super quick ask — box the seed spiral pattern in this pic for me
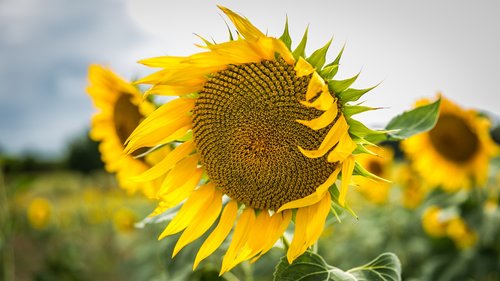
[192,57,340,210]
[429,114,479,163]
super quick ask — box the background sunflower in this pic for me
[402,95,498,192]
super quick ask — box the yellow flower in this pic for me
[422,206,477,249]
[446,217,477,249]
[127,6,382,274]
[113,207,138,233]
[27,197,52,230]
[402,95,498,192]
[354,145,393,204]
[396,164,429,209]
[422,206,448,237]
[87,65,166,197]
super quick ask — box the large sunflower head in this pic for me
[402,95,498,192]
[87,65,165,197]
[126,6,384,274]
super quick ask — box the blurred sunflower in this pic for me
[422,206,477,249]
[396,164,428,209]
[27,197,52,230]
[402,95,498,192]
[127,6,383,273]
[87,65,166,197]
[354,145,393,204]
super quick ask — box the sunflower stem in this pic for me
[281,235,290,251]
[241,261,254,281]
[312,241,318,254]
[222,271,241,281]
[0,168,15,281]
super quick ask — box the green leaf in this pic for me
[292,27,309,60]
[273,251,331,281]
[348,253,402,281]
[347,118,385,139]
[385,98,441,140]
[352,161,390,183]
[223,19,235,41]
[343,105,380,117]
[325,44,345,68]
[338,85,378,103]
[307,38,332,69]
[274,252,402,281]
[329,73,360,94]
[320,64,339,80]
[279,17,292,50]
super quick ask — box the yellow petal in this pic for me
[339,155,355,206]
[271,38,295,65]
[218,6,265,41]
[299,115,348,158]
[305,194,331,249]
[159,183,216,239]
[300,86,334,111]
[133,140,195,182]
[156,167,203,208]
[124,98,195,153]
[138,56,185,68]
[220,208,256,275]
[327,131,357,163]
[230,211,272,267]
[147,84,203,96]
[305,72,325,101]
[277,167,340,212]
[156,125,192,146]
[287,194,330,263]
[208,40,263,65]
[287,205,309,263]
[193,200,239,270]
[158,155,199,194]
[297,100,338,130]
[250,38,275,61]
[294,57,315,77]
[252,210,292,262]
[172,189,223,257]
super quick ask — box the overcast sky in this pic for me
[1,0,499,157]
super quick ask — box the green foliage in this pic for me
[65,131,104,173]
[385,98,441,140]
[329,73,360,94]
[338,86,378,104]
[292,27,309,60]
[273,252,401,281]
[367,98,441,144]
[348,253,401,281]
[307,39,332,69]
[279,17,292,50]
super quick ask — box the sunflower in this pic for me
[396,164,429,209]
[354,145,393,204]
[127,6,383,274]
[402,95,498,192]
[421,206,477,249]
[27,197,52,230]
[87,65,165,197]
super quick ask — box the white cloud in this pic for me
[0,0,157,155]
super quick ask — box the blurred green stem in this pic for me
[241,261,254,281]
[0,168,15,281]
[312,241,318,254]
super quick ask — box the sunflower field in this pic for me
[2,4,500,281]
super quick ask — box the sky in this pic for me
[1,0,499,157]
